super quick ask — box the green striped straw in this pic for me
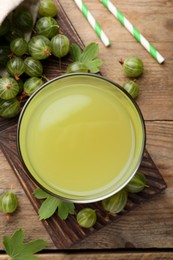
[101,0,165,64]
[74,0,111,47]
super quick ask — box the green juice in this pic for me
[18,74,145,202]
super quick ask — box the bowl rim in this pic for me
[17,72,146,203]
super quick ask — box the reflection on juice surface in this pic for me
[27,84,135,195]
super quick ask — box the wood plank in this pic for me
[1,252,173,260]
[0,149,55,249]
[0,122,167,249]
[0,121,172,249]
[145,121,173,177]
[60,0,173,120]
[1,120,170,248]
[0,0,167,250]
[72,121,173,249]
[0,0,172,252]
[36,252,173,260]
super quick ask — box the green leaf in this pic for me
[22,240,47,255]
[3,229,47,260]
[85,58,103,73]
[38,196,59,220]
[79,42,99,64]
[56,200,75,220]
[33,188,50,199]
[70,43,82,61]
[69,42,102,73]
[33,188,75,220]
[3,229,24,256]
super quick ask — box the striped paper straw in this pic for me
[74,0,111,47]
[101,0,165,64]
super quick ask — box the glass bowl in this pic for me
[17,73,146,203]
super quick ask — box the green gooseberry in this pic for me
[50,34,70,58]
[0,98,21,118]
[28,35,51,60]
[39,0,58,17]
[5,26,24,42]
[121,56,144,78]
[122,80,139,99]
[6,57,25,80]
[23,77,43,96]
[0,77,19,100]
[12,7,33,32]
[0,191,18,213]
[77,208,97,228]
[35,17,59,39]
[102,189,128,213]
[24,57,43,77]
[126,171,148,193]
[10,37,28,56]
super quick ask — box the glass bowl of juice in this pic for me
[17,73,146,203]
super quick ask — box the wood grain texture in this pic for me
[0,0,173,255]
[0,120,167,249]
[0,0,167,250]
[1,252,173,260]
[60,0,173,120]
[0,121,172,250]
[0,148,55,249]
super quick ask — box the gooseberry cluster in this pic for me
[77,171,148,228]
[0,0,72,119]
[120,56,144,99]
[0,1,148,230]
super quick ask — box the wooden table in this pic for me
[0,0,173,259]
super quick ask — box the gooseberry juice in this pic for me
[18,75,145,202]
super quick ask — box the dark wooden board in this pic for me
[0,0,167,249]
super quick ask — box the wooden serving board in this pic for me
[0,0,167,249]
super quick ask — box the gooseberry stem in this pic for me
[6,213,10,221]
[14,75,20,81]
[8,52,15,59]
[42,75,49,82]
[19,91,27,101]
[45,48,51,57]
[119,58,124,65]
[6,83,11,89]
